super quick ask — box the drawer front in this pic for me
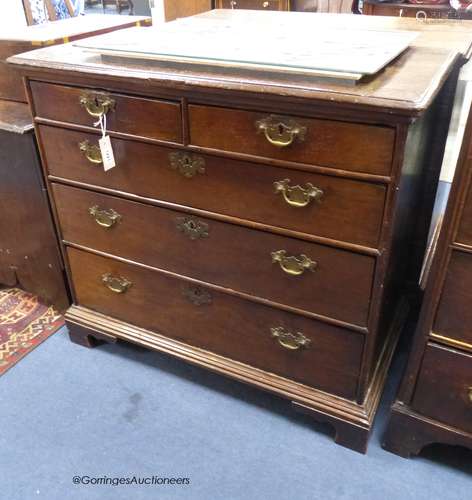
[433,250,472,347]
[67,247,363,399]
[30,81,182,143]
[412,343,472,433]
[54,184,374,326]
[40,125,386,248]
[217,0,288,9]
[456,175,472,248]
[188,104,395,176]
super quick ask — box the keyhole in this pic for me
[278,124,285,136]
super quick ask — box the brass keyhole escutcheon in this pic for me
[182,285,212,306]
[256,115,307,148]
[169,152,205,178]
[176,216,209,240]
[79,92,115,118]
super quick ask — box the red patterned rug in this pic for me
[0,288,64,376]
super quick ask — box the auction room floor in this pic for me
[0,324,470,500]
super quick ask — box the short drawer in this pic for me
[188,104,395,176]
[433,250,472,348]
[30,81,182,143]
[54,184,375,326]
[456,174,472,248]
[67,247,363,400]
[412,343,472,433]
[40,125,386,248]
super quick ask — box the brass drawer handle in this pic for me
[102,273,132,294]
[256,115,307,148]
[271,326,311,350]
[271,250,317,276]
[79,92,115,118]
[468,387,472,404]
[89,205,122,229]
[169,152,205,178]
[274,179,323,208]
[182,285,212,306]
[79,140,102,164]
[176,216,209,240]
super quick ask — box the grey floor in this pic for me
[0,323,471,500]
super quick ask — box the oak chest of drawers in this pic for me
[383,98,472,457]
[9,11,471,453]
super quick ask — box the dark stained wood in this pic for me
[293,401,370,454]
[39,125,387,249]
[411,343,472,434]
[0,102,69,309]
[0,100,33,133]
[189,104,396,175]
[383,75,472,458]
[52,183,375,327]
[31,82,183,143]
[0,41,31,102]
[13,10,472,452]
[67,246,364,400]
[456,170,472,246]
[383,402,472,458]
[433,250,472,346]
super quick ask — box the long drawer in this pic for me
[54,183,374,326]
[31,82,183,143]
[433,250,472,347]
[40,125,386,248]
[411,343,472,433]
[188,104,395,176]
[67,247,364,399]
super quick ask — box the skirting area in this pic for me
[0,326,470,500]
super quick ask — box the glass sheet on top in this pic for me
[74,17,419,80]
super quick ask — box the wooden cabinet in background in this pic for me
[362,1,467,19]
[0,15,151,310]
[0,101,68,309]
[383,98,472,458]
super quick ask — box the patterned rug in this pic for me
[0,288,64,376]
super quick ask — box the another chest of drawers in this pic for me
[383,101,472,458]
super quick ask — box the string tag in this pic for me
[94,114,116,172]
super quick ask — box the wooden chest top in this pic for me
[8,11,471,117]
